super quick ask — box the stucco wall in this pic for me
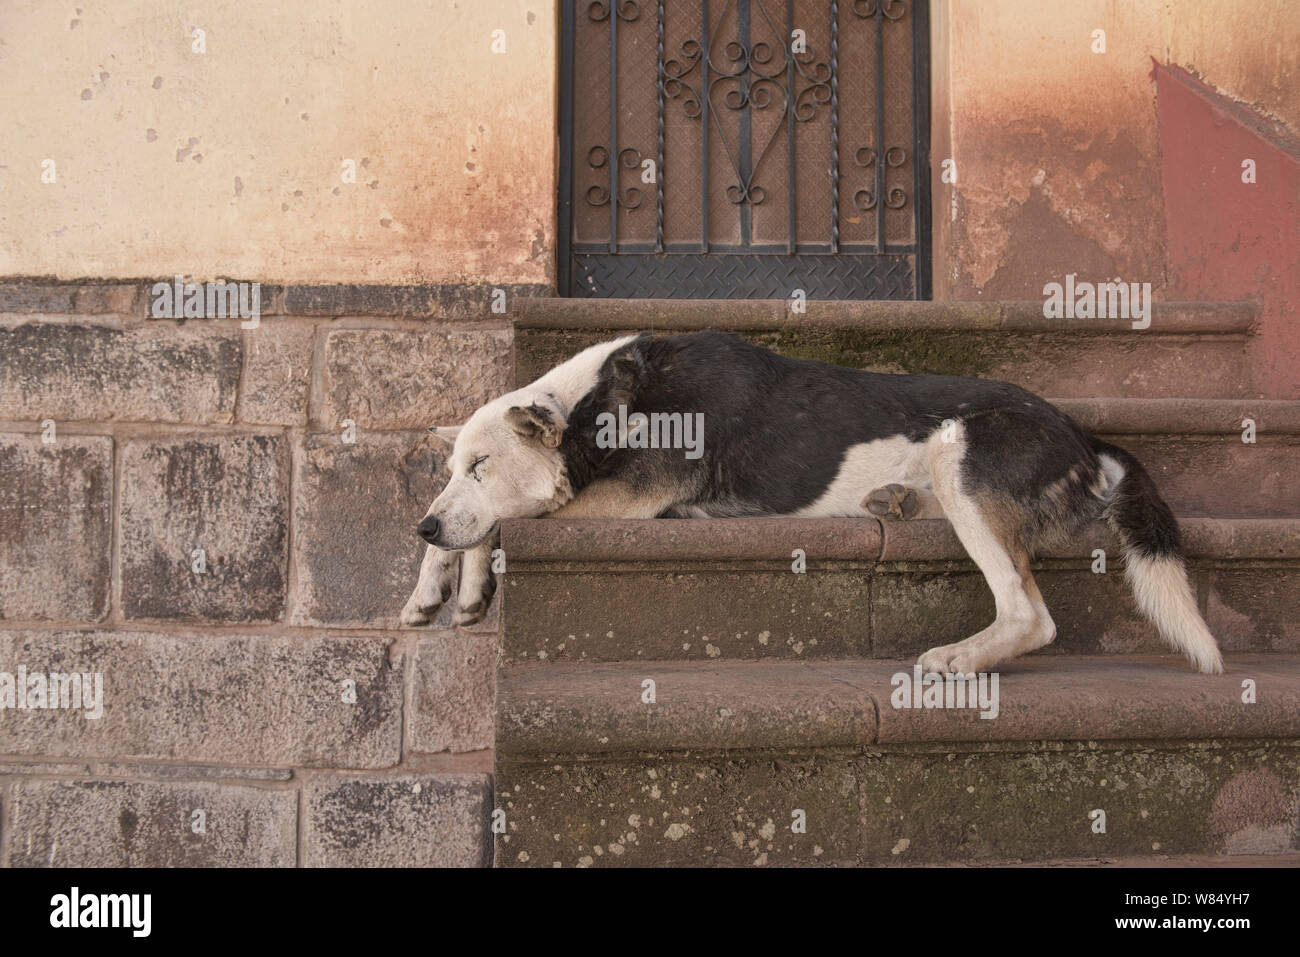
[0,0,557,285]
[933,0,1298,300]
[2,1,1294,298]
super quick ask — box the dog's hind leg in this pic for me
[916,422,1055,674]
[400,544,459,626]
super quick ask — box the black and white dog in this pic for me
[402,330,1223,676]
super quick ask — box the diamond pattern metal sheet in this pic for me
[573,253,914,299]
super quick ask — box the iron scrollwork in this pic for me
[852,145,907,211]
[585,145,645,209]
[587,0,640,22]
[660,0,834,207]
[851,0,906,19]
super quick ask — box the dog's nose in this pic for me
[416,516,441,545]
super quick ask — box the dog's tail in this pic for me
[1092,440,1223,674]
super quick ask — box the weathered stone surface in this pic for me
[0,630,403,768]
[501,517,880,561]
[236,323,315,425]
[0,320,241,423]
[0,760,92,776]
[320,327,511,429]
[302,773,491,867]
[500,656,1300,753]
[292,431,492,629]
[513,327,1253,398]
[284,283,549,317]
[868,654,1300,743]
[1099,434,1298,518]
[1200,565,1300,652]
[513,298,1257,333]
[498,660,876,756]
[0,434,111,621]
[514,297,786,330]
[7,779,297,867]
[859,743,1300,864]
[502,567,873,663]
[95,763,294,781]
[0,282,141,314]
[1056,397,1300,434]
[411,632,497,753]
[121,434,287,622]
[497,742,1300,867]
[496,755,861,867]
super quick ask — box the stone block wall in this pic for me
[0,281,517,867]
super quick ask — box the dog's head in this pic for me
[416,392,572,550]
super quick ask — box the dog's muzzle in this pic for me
[416,515,441,545]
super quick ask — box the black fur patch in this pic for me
[1093,439,1184,560]
[555,331,1179,550]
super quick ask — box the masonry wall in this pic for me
[0,284,510,866]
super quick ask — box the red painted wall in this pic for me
[1155,63,1300,398]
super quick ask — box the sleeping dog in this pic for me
[401,330,1223,676]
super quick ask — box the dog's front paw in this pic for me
[400,583,452,628]
[400,597,438,627]
[453,575,496,627]
[452,602,488,627]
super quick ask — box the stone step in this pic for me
[512,299,1261,399]
[1052,398,1299,518]
[493,654,1300,866]
[498,517,1300,663]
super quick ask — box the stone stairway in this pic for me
[494,299,1300,866]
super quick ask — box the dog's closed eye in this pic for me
[470,455,489,480]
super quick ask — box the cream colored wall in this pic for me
[3,1,1293,291]
[1164,0,1300,132]
[0,0,557,284]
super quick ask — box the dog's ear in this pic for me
[505,401,566,448]
[427,425,463,443]
[606,339,650,406]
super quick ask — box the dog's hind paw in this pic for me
[863,483,920,520]
[918,643,988,677]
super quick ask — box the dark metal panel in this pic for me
[562,0,931,300]
[912,0,933,300]
[574,252,914,298]
[557,0,576,297]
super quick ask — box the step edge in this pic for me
[512,298,1259,333]
[499,517,1300,563]
[496,655,1300,755]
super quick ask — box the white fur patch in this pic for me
[791,436,932,517]
[1125,552,1224,674]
